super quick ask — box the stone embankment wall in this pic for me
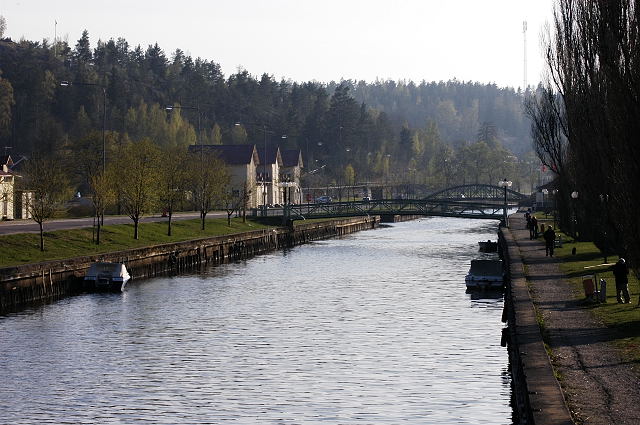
[0,216,378,314]
[379,214,424,223]
[499,225,573,425]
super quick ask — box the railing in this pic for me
[251,198,518,220]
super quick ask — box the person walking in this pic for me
[611,258,630,304]
[530,216,538,240]
[543,225,556,257]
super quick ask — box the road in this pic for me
[0,212,228,235]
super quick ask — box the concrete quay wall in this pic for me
[499,225,573,425]
[0,216,379,314]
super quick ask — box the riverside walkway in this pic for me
[507,213,640,425]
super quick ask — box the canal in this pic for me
[0,217,512,424]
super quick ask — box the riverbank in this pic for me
[0,216,379,314]
[503,213,640,425]
[0,216,268,268]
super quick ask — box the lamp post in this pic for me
[571,191,579,240]
[60,81,107,173]
[542,188,548,215]
[498,178,513,227]
[167,104,204,225]
[384,154,391,198]
[61,80,108,229]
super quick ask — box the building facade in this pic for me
[0,156,16,220]
[188,144,261,209]
[280,149,304,204]
[188,144,303,210]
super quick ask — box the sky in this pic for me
[1,0,555,89]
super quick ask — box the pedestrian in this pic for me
[611,258,630,303]
[543,225,556,257]
[530,216,538,239]
[526,214,532,232]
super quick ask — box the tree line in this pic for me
[24,142,230,251]
[526,0,640,271]
[0,24,538,193]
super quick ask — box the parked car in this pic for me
[316,196,332,203]
[362,196,371,202]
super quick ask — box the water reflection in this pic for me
[0,217,511,424]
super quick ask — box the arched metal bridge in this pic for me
[425,184,528,202]
[255,184,527,221]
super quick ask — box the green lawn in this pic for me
[0,217,270,268]
[550,225,640,363]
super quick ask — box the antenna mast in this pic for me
[523,20,528,91]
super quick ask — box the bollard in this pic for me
[599,279,607,303]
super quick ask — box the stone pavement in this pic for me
[508,213,640,425]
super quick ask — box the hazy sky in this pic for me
[1,0,555,89]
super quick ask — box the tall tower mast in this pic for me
[523,20,528,91]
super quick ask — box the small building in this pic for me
[256,146,283,206]
[187,144,304,209]
[280,149,304,204]
[188,144,261,209]
[0,155,17,220]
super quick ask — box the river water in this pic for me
[0,217,512,424]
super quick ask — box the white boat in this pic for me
[84,262,131,292]
[465,259,504,289]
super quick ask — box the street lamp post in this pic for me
[60,81,107,173]
[498,178,513,227]
[542,188,548,215]
[61,80,108,229]
[600,193,609,263]
[167,104,204,226]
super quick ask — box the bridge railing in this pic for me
[250,198,517,220]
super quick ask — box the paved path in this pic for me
[509,213,640,424]
[0,212,226,235]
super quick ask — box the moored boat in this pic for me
[84,262,131,292]
[465,259,504,289]
[478,240,498,252]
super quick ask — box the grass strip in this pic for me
[0,218,270,268]
[543,222,640,364]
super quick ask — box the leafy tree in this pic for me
[115,139,161,239]
[22,156,70,251]
[0,71,14,135]
[187,149,229,230]
[476,121,499,147]
[0,15,6,39]
[89,170,115,244]
[230,124,248,144]
[158,145,189,236]
[211,123,222,144]
[73,30,92,64]
[344,164,356,200]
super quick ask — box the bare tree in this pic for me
[544,0,640,270]
[523,84,568,177]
